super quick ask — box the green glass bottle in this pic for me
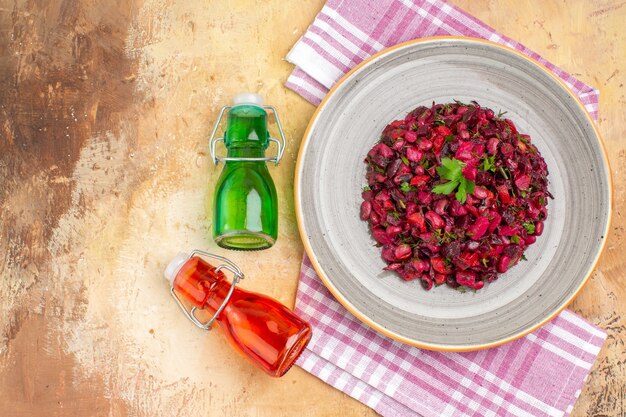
[210,94,285,250]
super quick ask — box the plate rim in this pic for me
[294,36,613,351]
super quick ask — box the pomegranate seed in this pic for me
[535,221,544,236]
[467,216,490,240]
[381,246,396,262]
[410,175,430,187]
[394,245,412,260]
[421,275,434,290]
[462,165,477,181]
[418,139,433,151]
[456,270,476,286]
[401,271,420,281]
[383,263,403,271]
[455,142,473,161]
[434,274,447,285]
[405,130,418,143]
[425,211,445,230]
[514,175,531,190]
[497,255,512,273]
[498,225,518,236]
[406,147,423,162]
[360,201,372,220]
[372,227,393,245]
[407,212,426,232]
[417,191,433,204]
[386,225,403,237]
[487,137,499,155]
[433,126,452,136]
[472,280,485,290]
[431,256,452,274]
[434,199,448,215]
[472,186,489,199]
[449,199,468,216]
[369,211,381,227]
[500,143,514,156]
[488,212,502,233]
[433,135,445,152]
[496,185,511,204]
[412,259,430,273]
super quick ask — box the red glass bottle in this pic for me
[164,251,312,377]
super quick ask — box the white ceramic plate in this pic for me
[295,37,611,351]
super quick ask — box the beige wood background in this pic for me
[0,0,623,416]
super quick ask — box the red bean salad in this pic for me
[361,101,550,291]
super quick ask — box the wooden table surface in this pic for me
[0,0,624,415]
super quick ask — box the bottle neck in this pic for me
[226,146,266,159]
[173,256,232,314]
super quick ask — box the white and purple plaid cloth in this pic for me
[287,1,606,416]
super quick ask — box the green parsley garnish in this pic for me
[445,134,456,143]
[400,182,412,193]
[523,222,535,235]
[362,185,371,191]
[496,110,508,119]
[510,235,521,245]
[432,157,476,204]
[401,155,410,166]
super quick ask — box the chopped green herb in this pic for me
[443,231,457,243]
[362,185,371,191]
[398,199,406,209]
[480,155,496,173]
[523,222,535,234]
[373,165,385,173]
[498,166,509,179]
[401,155,410,166]
[389,211,400,220]
[433,119,445,126]
[521,254,528,261]
[539,196,546,206]
[481,258,488,268]
[510,235,521,245]
[496,110,508,119]
[453,99,467,106]
[445,134,456,143]
[456,286,467,293]
[400,182,412,193]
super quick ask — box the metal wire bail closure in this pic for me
[209,105,286,166]
[169,250,244,331]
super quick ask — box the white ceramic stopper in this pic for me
[233,92,264,107]
[164,252,189,287]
